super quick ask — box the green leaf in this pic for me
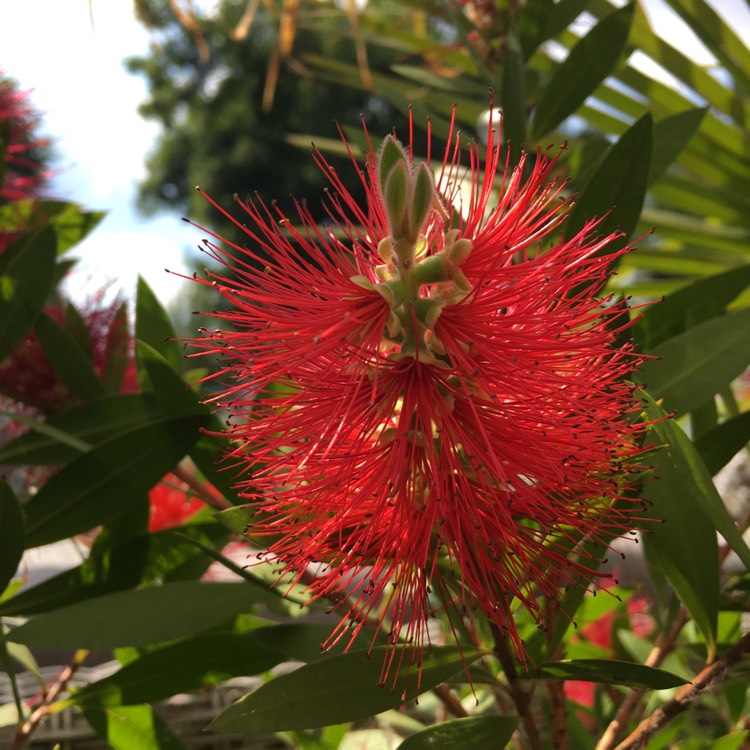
[209,645,470,733]
[35,311,106,400]
[0,481,24,595]
[566,112,652,246]
[637,308,750,415]
[137,341,204,416]
[642,401,750,572]
[529,659,687,689]
[23,414,207,548]
[0,225,57,358]
[73,632,285,707]
[633,265,750,352]
[695,413,750,477]
[135,276,182,376]
[64,301,93,358]
[501,21,526,164]
[253,623,383,663]
[102,301,130,392]
[648,107,707,186]
[532,3,635,138]
[641,395,727,658]
[399,716,519,750]
[7,582,266,649]
[82,704,185,750]
[0,393,163,465]
[45,201,105,255]
[0,524,227,616]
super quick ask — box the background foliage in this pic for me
[1,1,750,749]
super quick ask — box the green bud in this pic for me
[408,163,435,241]
[377,135,409,196]
[383,160,409,237]
[447,238,473,266]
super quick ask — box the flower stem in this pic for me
[10,649,89,750]
[492,624,543,750]
[613,631,750,750]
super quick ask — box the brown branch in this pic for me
[10,650,89,750]
[614,631,750,750]
[595,609,689,750]
[171,464,232,511]
[548,679,569,750]
[493,625,543,750]
[433,683,469,718]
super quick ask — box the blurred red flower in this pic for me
[148,473,206,532]
[0,296,132,415]
[0,71,50,203]
[187,107,649,685]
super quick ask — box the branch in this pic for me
[433,683,469,718]
[10,649,89,750]
[595,609,689,750]
[493,625,543,750]
[614,631,750,750]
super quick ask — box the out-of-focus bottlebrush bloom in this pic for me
[186,107,649,685]
[0,297,132,415]
[148,473,207,532]
[0,71,50,203]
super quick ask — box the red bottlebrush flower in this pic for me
[0,295,131,415]
[148,473,206,532]
[0,72,50,203]
[186,106,649,686]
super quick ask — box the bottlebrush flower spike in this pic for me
[0,71,49,202]
[186,106,650,688]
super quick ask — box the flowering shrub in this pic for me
[2,3,750,747]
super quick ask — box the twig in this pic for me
[10,649,89,750]
[614,631,750,750]
[433,683,469,718]
[548,679,568,750]
[595,609,689,750]
[493,625,543,750]
[172,464,232,510]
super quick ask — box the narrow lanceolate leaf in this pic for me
[0,482,24,595]
[399,716,519,750]
[102,301,130,392]
[641,394,742,659]
[530,659,687,689]
[565,112,652,249]
[0,524,228,617]
[137,341,205,416]
[648,107,707,186]
[633,265,750,352]
[72,633,285,706]
[7,582,266,649]
[637,308,750,415]
[646,397,750,571]
[209,646,469,733]
[23,414,207,548]
[82,704,186,750]
[695,413,750,477]
[252,623,383,664]
[135,276,183,376]
[35,311,106,399]
[532,3,635,138]
[0,393,163,465]
[0,225,57,358]
[501,20,526,164]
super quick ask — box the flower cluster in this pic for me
[0,296,133,416]
[0,71,49,204]
[188,108,648,683]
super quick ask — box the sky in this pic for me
[0,0,188,308]
[1,0,749,313]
